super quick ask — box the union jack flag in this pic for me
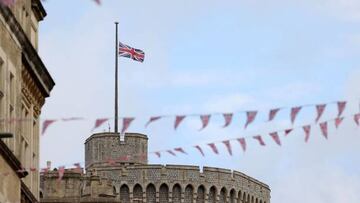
[118,42,145,62]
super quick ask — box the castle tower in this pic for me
[85,132,148,172]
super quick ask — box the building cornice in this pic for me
[0,5,55,97]
[21,181,39,203]
[31,0,47,21]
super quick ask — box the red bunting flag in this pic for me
[92,118,108,131]
[167,150,176,156]
[208,143,219,154]
[174,115,186,130]
[354,113,360,126]
[174,147,187,155]
[237,138,246,152]
[315,104,326,123]
[284,128,293,136]
[93,0,101,5]
[57,166,65,182]
[268,108,280,121]
[253,135,265,146]
[194,145,205,156]
[145,116,161,127]
[41,119,57,135]
[319,122,328,139]
[199,115,211,130]
[155,152,161,158]
[269,132,281,146]
[303,125,311,143]
[222,113,233,128]
[290,106,302,124]
[222,140,232,156]
[121,117,134,134]
[335,117,344,129]
[337,101,346,117]
[245,111,257,129]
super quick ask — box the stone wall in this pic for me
[85,133,148,170]
[40,165,270,203]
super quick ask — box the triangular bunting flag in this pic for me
[61,117,84,122]
[174,115,186,130]
[199,115,211,130]
[92,118,108,131]
[354,113,360,126]
[245,111,257,129]
[290,106,302,124]
[41,119,57,135]
[269,132,281,146]
[303,125,311,143]
[337,101,346,117]
[167,150,176,156]
[145,116,161,127]
[335,117,344,129]
[253,135,265,146]
[194,145,205,157]
[121,117,135,134]
[222,113,233,128]
[315,104,326,123]
[155,152,161,158]
[208,143,219,154]
[268,108,280,121]
[319,122,328,139]
[284,129,293,136]
[222,140,232,156]
[174,147,187,155]
[237,138,246,152]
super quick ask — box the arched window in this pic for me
[133,184,143,203]
[208,186,217,203]
[237,190,242,203]
[251,196,254,203]
[247,194,250,203]
[220,187,227,203]
[196,185,205,203]
[160,184,169,203]
[229,189,236,203]
[120,185,130,203]
[184,185,194,203]
[255,198,258,203]
[172,184,182,203]
[146,184,156,203]
[242,193,246,203]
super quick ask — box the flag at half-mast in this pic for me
[118,42,145,62]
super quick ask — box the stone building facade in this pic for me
[0,0,55,202]
[40,133,271,203]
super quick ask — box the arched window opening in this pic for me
[172,184,182,203]
[208,186,217,203]
[230,189,236,203]
[219,187,227,203]
[120,185,130,203]
[160,184,169,203]
[196,185,205,203]
[133,184,143,203]
[185,185,194,203]
[146,184,156,203]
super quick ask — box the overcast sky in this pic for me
[38,0,360,202]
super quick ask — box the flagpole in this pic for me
[114,22,119,133]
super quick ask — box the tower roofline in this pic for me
[84,132,148,144]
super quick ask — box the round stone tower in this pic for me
[85,132,148,172]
